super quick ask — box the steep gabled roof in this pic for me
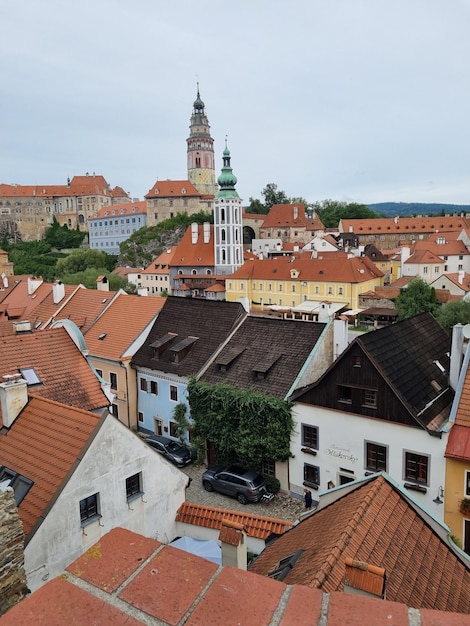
[201,316,327,398]
[293,313,453,431]
[0,327,108,426]
[42,286,118,331]
[131,297,246,376]
[84,294,165,359]
[404,249,445,265]
[261,204,324,230]
[142,247,176,275]
[249,474,470,613]
[171,224,215,267]
[89,200,147,220]
[0,395,103,536]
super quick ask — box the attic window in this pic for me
[170,336,198,363]
[253,354,281,379]
[154,188,159,194]
[215,347,245,371]
[181,188,186,194]
[268,550,304,581]
[151,332,177,357]
[19,367,41,386]
[0,466,33,505]
[98,333,107,340]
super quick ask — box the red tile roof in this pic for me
[0,395,103,536]
[249,475,470,613]
[404,249,445,265]
[0,327,108,426]
[340,216,470,234]
[451,354,470,428]
[445,425,470,461]
[84,293,165,359]
[171,224,215,267]
[89,200,147,220]
[176,501,293,539]
[230,256,383,283]
[0,175,115,199]
[261,203,324,230]
[4,527,470,625]
[42,286,117,331]
[145,179,201,198]
[141,247,176,275]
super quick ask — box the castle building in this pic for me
[186,85,218,197]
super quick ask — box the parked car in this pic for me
[145,435,191,467]
[202,464,267,504]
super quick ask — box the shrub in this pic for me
[263,474,280,494]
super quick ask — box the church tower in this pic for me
[214,142,244,275]
[187,85,217,197]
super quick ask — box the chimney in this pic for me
[219,519,247,570]
[293,205,298,220]
[450,323,465,391]
[191,223,198,244]
[0,375,28,429]
[459,270,464,285]
[203,222,210,244]
[12,321,31,334]
[27,276,42,295]
[334,317,349,359]
[52,280,65,304]
[96,275,109,292]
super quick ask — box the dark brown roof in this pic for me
[293,313,453,431]
[131,297,246,376]
[249,474,470,614]
[201,316,327,398]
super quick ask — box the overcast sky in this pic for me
[2,0,470,206]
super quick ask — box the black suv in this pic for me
[145,435,191,467]
[202,464,267,504]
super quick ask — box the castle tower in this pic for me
[187,85,217,196]
[214,142,244,275]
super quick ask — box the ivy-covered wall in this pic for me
[188,378,293,469]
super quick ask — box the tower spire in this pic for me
[186,85,217,197]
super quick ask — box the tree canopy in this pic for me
[393,277,439,321]
[312,199,382,228]
[435,299,470,333]
[44,217,86,249]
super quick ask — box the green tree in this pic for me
[261,183,289,210]
[393,277,439,321]
[56,249,109,276]
[245,197,268,214]
[313,199,382,228]
[435,299,470,332]
[59,267,131,291]
[44,217,86,249]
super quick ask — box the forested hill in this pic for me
[367,202,470,217]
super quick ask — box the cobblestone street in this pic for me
[182,464,306,523]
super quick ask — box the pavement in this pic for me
[182,463,306,523]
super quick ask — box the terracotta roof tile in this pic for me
[445,425,470,460]
[145,179,201,198]
[340,216,470,234]
[0,395,102,536]
[452,352,470,428]
[249,475,470,613]
[43,286,118,331]
[89,200,147,220]
[0,327,107,426]
[176,501,293,539]
[171,224,215,267]
[142,247,176,275]
[230,256,383,283]
[6,526,470,625]
[84,293,165,359]
[261,203,324,230]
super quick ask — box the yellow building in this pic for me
[226,255,384,312]
[445,348,470,553]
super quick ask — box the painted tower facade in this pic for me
[214,144,244,275]
[187,86,217,197]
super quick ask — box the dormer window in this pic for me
[170,336,198,363]
[181,188,186,194]
[290,269,300,279]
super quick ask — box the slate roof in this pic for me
[131,297,246,376]
[249,474,470,614]
[230,256,383,283]
[176,501,293,539]
[0,327,108,426]
[0,395,103,536]
[201,316,327,398]
[84,293,165,360]
[5,526,470,625]
[293,313,453,432]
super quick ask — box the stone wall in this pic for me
[0,488,28,616]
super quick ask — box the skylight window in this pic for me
[19,367,41,386]
[0,466,33,505]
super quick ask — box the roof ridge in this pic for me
[312,477,384,588]
[177,500,292,527]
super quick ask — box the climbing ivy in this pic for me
[187,378,294,469]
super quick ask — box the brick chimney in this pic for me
[219,519,247,570]
[0,375,28,428]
